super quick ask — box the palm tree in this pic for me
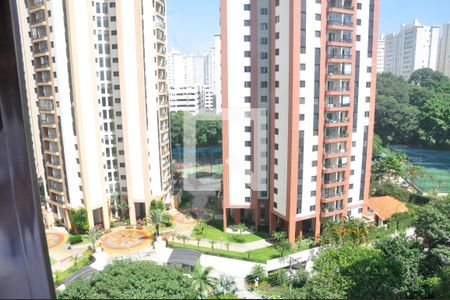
[88,227,103,251]
[191,262,217,299]
[148,209,163,236]
[275,239,292,257]
[215,274,237,295]
[111,191,121,218]
[116,199,129,220]
[272,231,287,242]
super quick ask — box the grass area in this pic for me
[192,220,270,243]
[53,251,92,286]
[50,257,57,265]
[178,164,223,177]
[168,241,280,263]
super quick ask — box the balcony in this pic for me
[328,0,353,10]
[39,100,54,111]
[156,15,166,29]
[30,11,46,26]
[327,53,352,59]
[31,29,47,41]
[327,19,353,27]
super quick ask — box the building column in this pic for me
[255,204,260,232]
[296,221,303,239]
[223,207,228,231]
[288,219,296,246]
[269,212,276,235]
[129,202,137,225]
[314,217,321,242]
[64,209,73,230]
[234,208,241,224]
[102,206,110,230]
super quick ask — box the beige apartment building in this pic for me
[221,0,379,244]
[18,0,171,230]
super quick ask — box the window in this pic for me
[275,97,279,103]
[261,52,268,59]
[312,145,318,151]
[244,20,251,26]
[275,32,280,39]
[275,81,279,87]
[244,4,251,10]
[275,16,280,23]
[261,67,268,73]
[244,66,251,72]
[275,128,279,135]
[312,160,317,167]
[274,188,278,194]
[110,16,116,22]
[275,65,279,71]
[261,8,268,15]
[245,155,251,161]
[310,205,316,211]
[365,97,371,103]
[311,191,316,196]
[244,96,251,103]
[350,184,354,189]
[244,81,251,88]
[245,141,251,147]
[275,49,279,55]
[275,158,278,165]
[350,170,355,175]
[300,81,305,87]
[356,35,361,41]
[300,63,306,70]
[300,97,305,104]
[245,197,251,203]
[261,96,268,102]
[260,37,268,44]
[274,202,278,208]
[261,81,268,88]
[245,126,251,132]
[367,66,372,73]
[244,51,251,57]
[357,19,361,25]
[244,35,251,42]
[274,173,278,180]
[366,82,371,88]
[348,197,353,203]
[299,114,305,121]
[365,111,370,117]
[358,208,363,214]
[275,0,280,6]
[260,23,268,30]
[315,14,321,20]
[312,176,317,182]
[275,143,279,150]
[348,210,352,217]
[357,3,362,9]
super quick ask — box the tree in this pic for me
[274,239,292,257]
[148,209,163,236]
[371,152,407,182]
[215,275,237,295]
[370,181,411,202]
[245,264,267,283]
[419,94,450,147]
[150,200,165,211]
[272,231,287,242]
[321,218,369,246]
[291,268,309,288]
[409,68,450,94]
[268,269,288,286]
[435,266,450,299]
[87,227,103,252]
[377,72,410,102]
[231,223,248,235]
[57,260,196,299]
[191,262,218,299]
[179,235,189,245]
[116,199,129,220]
[68,208,89,234]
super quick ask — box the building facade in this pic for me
[221,0,379,243]
[18,0,171,230]
[437,23,450,78]
[377,37,385,73]
[382,19,439,79]
[168,86,201,114]
[210,33,222,114]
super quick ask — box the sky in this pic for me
[167,0,450,54]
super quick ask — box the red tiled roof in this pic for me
[368,196,408,221]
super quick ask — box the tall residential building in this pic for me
[377,37,385,73]
[169,86,201,114]
[437,23,450,78]
[18,0,171,230]
[383,19,440,79]
[210,34,222,114]
[221,0,379,243]
[167,50,210,87]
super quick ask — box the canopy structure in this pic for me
[167,248,201,268]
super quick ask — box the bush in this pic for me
[389,210,417,231]
[194,222,206,235]
[245,264,267,283]
[150,200,165,211]
[69,235,83,245]
[179,191,194,209]
[161,213,174,227]
[371,182,410,202]
[230,234,245,243]
[291,268,309,288]
[68,208,89,234]
[268,269,288,286]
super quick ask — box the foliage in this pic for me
[215,275,237,295]
[68,234,82,245]
[230,223,248,235]
[194,221,206,235]
[150,200,165,211]
[192,262,218,299]
[370,181,410,202]
[271,231,287,242]
[435,266,450,299]
[54,252,92,287]
[148,209,163,236]
[274,239,292,257]
[57,260,195,299]
[68,208,88,234]
[414,196,450,249]
[87,227,103,251]
[180,191,194,209]
[291,268,309,288]
[191,220,266,243]
[268,269,288,286]
[170,111,222,149]
[376,70,450,149]
[161,213,173,227]
[371,152,407,182]
[321,218,369,246]
[245,264,267,283]
[388,210,417,231]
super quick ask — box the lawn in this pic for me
[53,252,92,286]
[168,241,280,263]
[192,220,271,243]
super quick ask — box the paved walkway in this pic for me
[101,229,153,253]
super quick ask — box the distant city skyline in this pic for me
[167,0,450,54]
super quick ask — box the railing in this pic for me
[327,53,352,59]
[323,164,347,170]
[34,46,49,54]
[325,117,350,123]
[324,178,345,184]
[325,148,347,155]
[328,0,353,10]
[325,133,349,139]
[326,86,350,91]
[322,192,344,199]
[327,20,353,26]
[327,70,351,75]
[328,37,353,43]
[326,102,351,107]
[32,32,47,40]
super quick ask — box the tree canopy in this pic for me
[376,69,450,149]
[57,260,196,299]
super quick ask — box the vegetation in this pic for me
[57,260,196,299]
[215,275,237,296]
[150,199,165,211]
[87,227,103,251]
[170,111,222,149]
[54,252,92,287]
[68,234,82,245]
[252,196,450,299]
[321,218,369,246]
[191,220,267,244]
[192,262,218,298]
[376,70,450,149]
[168,241,280,263]
[245,264,267,282]
[68,208,88,234]
[179,191,194,209]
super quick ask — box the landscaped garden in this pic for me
[192,220,270,243]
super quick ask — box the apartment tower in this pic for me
[221,0,379,243]
[437,24,450,78]
[18,0,171,230]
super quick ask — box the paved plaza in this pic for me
[101,229,153,253]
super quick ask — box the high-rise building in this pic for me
[220,0,379,243]
[437,23,450,78]
[168,86,201,114]
[382,19,440,79]
[167,50,210,87]
[18,0,172,230]
[210,34,222,114]
[377,37,385,73]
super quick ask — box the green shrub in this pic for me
[161,213,174,227]
[150,200,165,211]
[245,264,267,283]
[291,268,309,288]
[230,234,245,243]
[68,208,88,233]
[68,235,82,245]
[268,269,288,286]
